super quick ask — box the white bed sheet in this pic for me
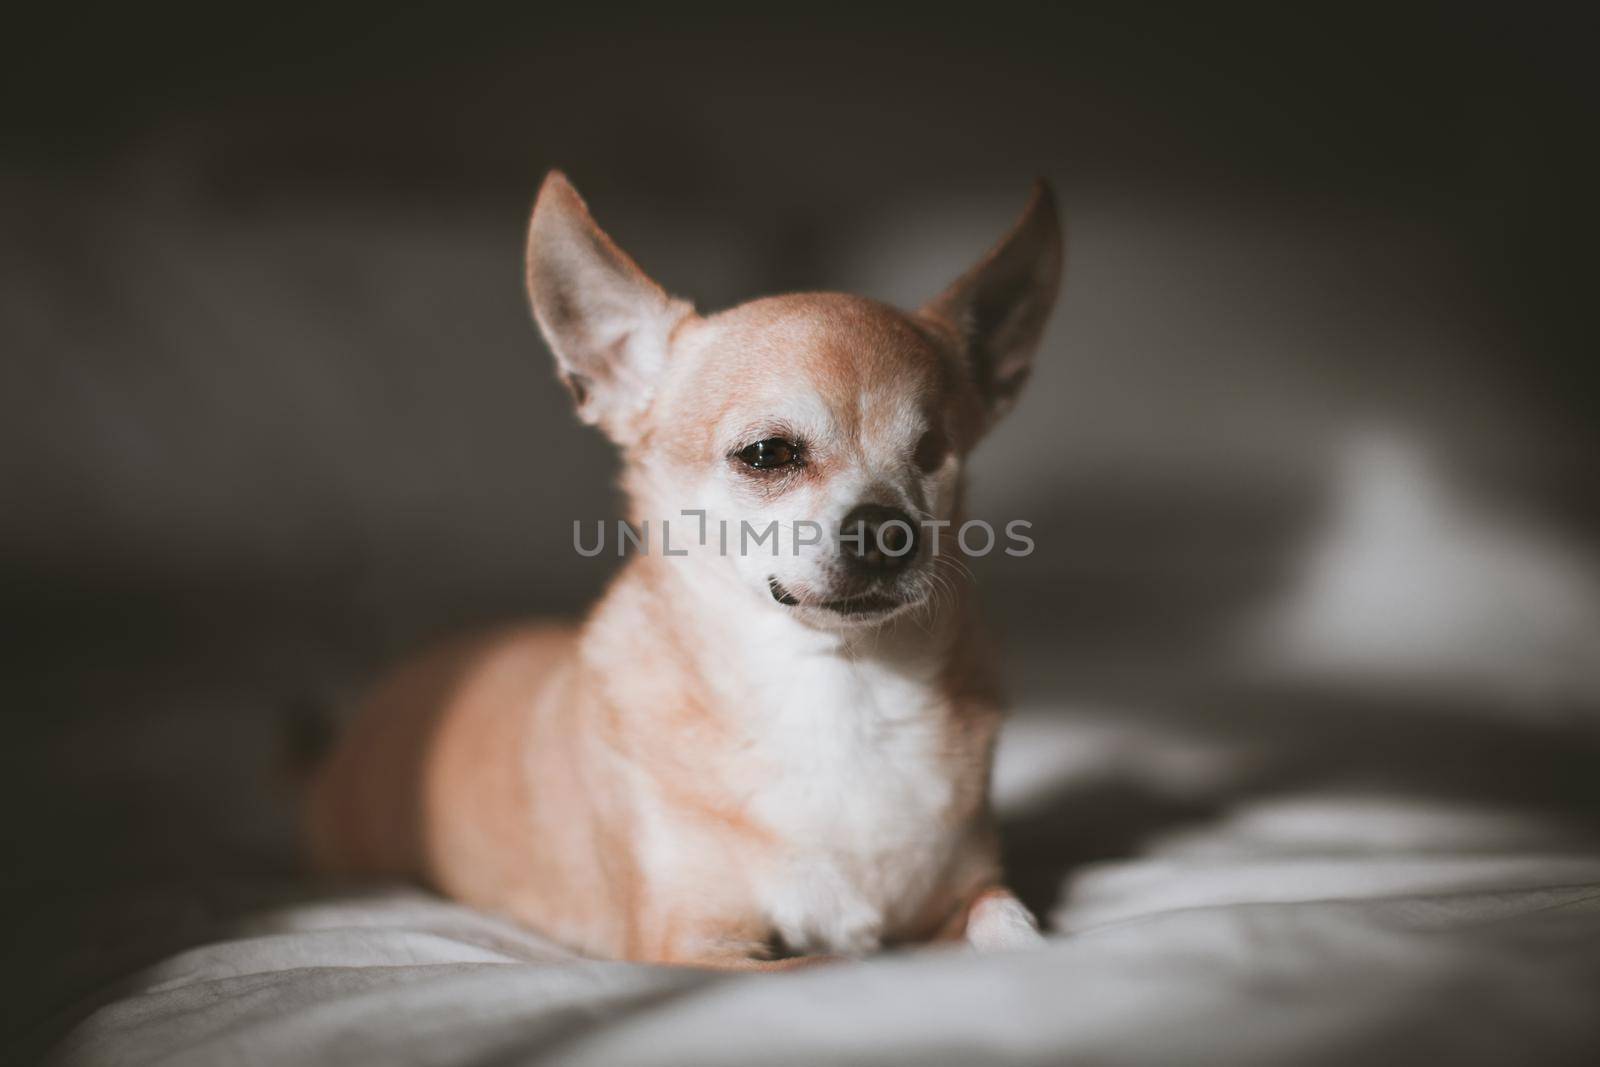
[48,714,1600,1066]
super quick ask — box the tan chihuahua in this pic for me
[306,172,1063,969]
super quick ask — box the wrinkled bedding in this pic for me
[43,711,1600,1066]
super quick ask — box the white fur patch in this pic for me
[736,617,958,955]
[965,892,1043,951]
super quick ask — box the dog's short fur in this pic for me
[305,172,1063,968]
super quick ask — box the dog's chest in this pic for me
[734,653,962,953]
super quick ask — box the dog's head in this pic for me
[526,172,1061,628]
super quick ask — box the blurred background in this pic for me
[3,0,1598,1052]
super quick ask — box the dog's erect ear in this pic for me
[526,171,694,444]
[922,181,1063,427]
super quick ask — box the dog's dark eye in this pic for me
[914,428,949,472]
[738,438,800,470]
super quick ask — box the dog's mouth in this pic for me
[767,577,910,618]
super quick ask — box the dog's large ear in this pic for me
[525,171,695,444]
[922,181,1063,427]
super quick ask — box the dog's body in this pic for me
[306,174,1062,967]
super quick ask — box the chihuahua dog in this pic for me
[305,172,1062,968]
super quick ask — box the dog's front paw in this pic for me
[964,888,1044,951]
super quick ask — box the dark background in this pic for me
[3,1,1597,1053]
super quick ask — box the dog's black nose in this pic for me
[839,504,919,574]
